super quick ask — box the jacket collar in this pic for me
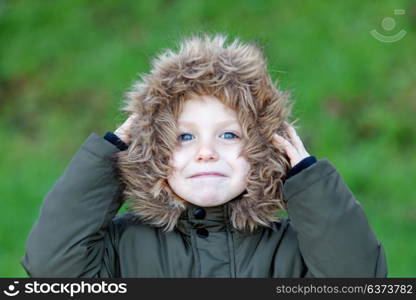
[176,201,235,236]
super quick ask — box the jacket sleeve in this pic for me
[21,133,125,277]
[282,159,388,277]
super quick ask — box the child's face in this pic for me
[167,95,250,207]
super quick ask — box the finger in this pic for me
[273,134,294,152]
[283,123,311,159]
[127,114,138,123]
[124,114,139,129]
[284,122,304,148]
[273,134,299,163]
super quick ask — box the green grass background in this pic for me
[1,0,415,277]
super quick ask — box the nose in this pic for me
[195,142,219,162]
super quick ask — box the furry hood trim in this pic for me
[114,33,294,233]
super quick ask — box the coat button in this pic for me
[193,208,206,219]
[196,228,209,238]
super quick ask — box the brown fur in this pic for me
[114,33,295,232]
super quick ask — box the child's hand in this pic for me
[114,114,139,146]
[272,122,311,168]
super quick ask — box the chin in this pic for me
[188,197,229,207]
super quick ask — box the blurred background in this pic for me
[1,0,415,277]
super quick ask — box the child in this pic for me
[21,34,387,277]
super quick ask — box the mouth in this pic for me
[190,172,226,178]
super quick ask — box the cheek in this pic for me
[168,150,187,175]
[233,157,251,178]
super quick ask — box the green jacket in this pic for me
[21,133,387,277]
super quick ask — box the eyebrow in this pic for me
[178,120,239,127]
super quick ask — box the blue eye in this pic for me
[221,132,239,139]
[179,133,193,141]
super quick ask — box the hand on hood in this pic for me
[272,121,310,168]
[114,114,140,146]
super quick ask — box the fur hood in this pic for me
[114,33,294,233]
